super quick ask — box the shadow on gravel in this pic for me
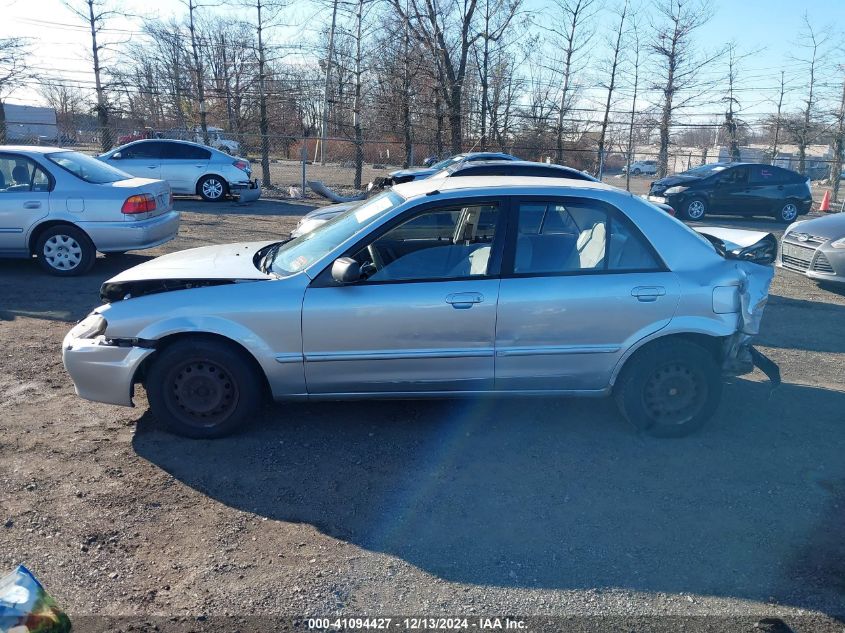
[759,294,845,354]
[0,254,152,322]
[133,378,845,615]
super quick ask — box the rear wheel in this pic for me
[35,225,95,276]
[614,340,722,438]
[145,338,263,438]
[774,201,799,223]
[198,175,228,202]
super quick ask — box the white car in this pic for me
[99,139,260,203]
[624,160,658,176]
[0,146,178,275]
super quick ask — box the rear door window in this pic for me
[751,165,786,184]
[163,143,211,160]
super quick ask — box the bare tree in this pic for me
[548,0,597,163]
[184,0,210,144]
[597,0,629,178]
[474,0,520,150]
[792,14,830,175]
[0,37,30,143]
[38,83,86,142]
[649,0,723,178]
[831,69,845,202]
[770,70,786,163]
[390,0,484,153]
[66,0,117,151]
[721,42,743,162]
[624,19,641,192]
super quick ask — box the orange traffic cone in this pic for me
[820,190,831,212]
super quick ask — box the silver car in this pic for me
[63,177,777,439]
[778,212,845,284]
[0,146,178,276]
[99,139,260,203]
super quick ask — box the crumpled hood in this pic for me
[651,174,702,189]
[100,241,276,302]
[785,213,845,240]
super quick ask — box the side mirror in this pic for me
[331,257,361,284]
[111,152,122,160]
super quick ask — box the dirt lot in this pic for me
[1,196,844,631]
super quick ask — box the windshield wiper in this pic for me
[259,240,288,273]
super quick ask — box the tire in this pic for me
[632,168,641,175]
[774,200,799,223]
[614,340,722,438]
[145,338,263,439]
[198,175,228,202]
[680,197,707,221]
[35,225,95,276]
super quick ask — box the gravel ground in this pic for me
[0,196,843,632]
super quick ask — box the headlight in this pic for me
[69,314,107,339]
[831,237,845,248]
[664,186,688,195]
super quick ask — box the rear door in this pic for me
[0,153,51,254]
[110,142,164,180]
[494,197,679,391]
[161,142,211,194]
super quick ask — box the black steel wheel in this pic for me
[146,338,263,438]
[614,340,722,438]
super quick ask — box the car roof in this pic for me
[0,145,68,154]
[392,175,615,200]
[127,138,211,149]
[447,160,598,180]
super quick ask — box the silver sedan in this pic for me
[63,177,778,438]
[0,146,178,275]
[778,212,845,284]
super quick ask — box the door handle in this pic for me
[631,286,666,302]
[777,185,784,190]
[147,165,158,169]
[195,164,205,168]
[23,201,41,209]
[446,292,484,309]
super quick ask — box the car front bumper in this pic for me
[778,239,845,284]
[62,331,154,406]
[231,178,261,203]
[81,211,180,253]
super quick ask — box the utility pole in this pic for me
[86,0,112,152]
[771,70,785,164]
[188,0,209,144]
[320,0,339,165]
[625,24,639,193]
[256,0,271,186]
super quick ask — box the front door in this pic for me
[710,165,758,214]
[302,199,505,394]
[110,141,164,180]
[0,154,51,253]
[494,197,680,391]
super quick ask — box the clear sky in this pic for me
[2,0,843,124]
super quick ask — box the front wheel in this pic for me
[198,175,228,202]
[35,225,95,276]
[631,168,641,175]
[145,338,264,438]
[614,340,722,438]
[774,201,799,223]
[680,197,707,221]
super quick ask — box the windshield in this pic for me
[682,164,728,177]
[271,190,405,276]
[47,151,130,184]
[430,156,462,170]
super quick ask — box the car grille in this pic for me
[785,232,828,247]
[813,252,835,274]
[781,241,835,274]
